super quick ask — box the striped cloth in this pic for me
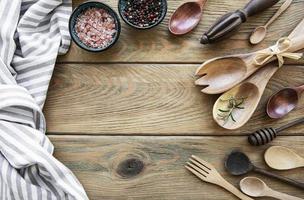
[0,0,88,199]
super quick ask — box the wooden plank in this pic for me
[44,63,304,135]
[50,135,304,200]
[57,0,304,63]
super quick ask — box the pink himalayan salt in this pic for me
[75,7,117,48]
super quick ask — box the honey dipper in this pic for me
[248,117,304,146]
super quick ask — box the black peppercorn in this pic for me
[123,0,163,28]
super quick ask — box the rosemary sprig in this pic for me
[217,97,246,123]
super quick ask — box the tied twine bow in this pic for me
[254,37,303,68]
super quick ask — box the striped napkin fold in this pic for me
[0,0,88,199]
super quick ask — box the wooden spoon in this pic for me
[195,17,304,94]
[240,177,303,200]
[169,0,207,35]
[212,18,304,129]
[225,151,304,189]
[265,146,304,170]
[250,0,293,45]
[267,84,304,119]
[213,64,278,130]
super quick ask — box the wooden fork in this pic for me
[185,155,254,200]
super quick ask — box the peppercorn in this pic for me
[122,0,163,28]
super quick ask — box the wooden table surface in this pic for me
[46,0,304,199]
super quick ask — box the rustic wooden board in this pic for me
[48,1,304,199]
[57,0,304,63]
[44,63,304,135]
[50,135,304,200]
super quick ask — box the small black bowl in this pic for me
[118,0,167,30]
[69,1,121,52]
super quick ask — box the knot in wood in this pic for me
[116,158,144,178]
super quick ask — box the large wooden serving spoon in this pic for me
[265,146,304,170]
[212,17,304,129]
[169,0,208,35]
[213,64,278,130]
[240,177,303,200]
[195,18,304,94]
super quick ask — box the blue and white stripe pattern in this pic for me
[0,0,88,199]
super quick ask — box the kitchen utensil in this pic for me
[185,155,253,200]
[69,1,121,52]
[265,146,304,170]
[240,177,303,200]
[267,84,304,119]
[248,117,304,146]
[213,63,278,130]
[169,0,207,35]
[225,151,304,189]
[118,0,167,30]
[208,17,304,129]
[250,0,293,45]
[200,0,280,44]
[195,18,304,94]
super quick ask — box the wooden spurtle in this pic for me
[195,18,304,94]
[240,177,304,200]
[265,146,304,170]
[169,0,208,35]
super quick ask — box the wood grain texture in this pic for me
[44,63,304,135]
[50,135,304,200]
[57,0,304,63]
[46,1,304,199]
